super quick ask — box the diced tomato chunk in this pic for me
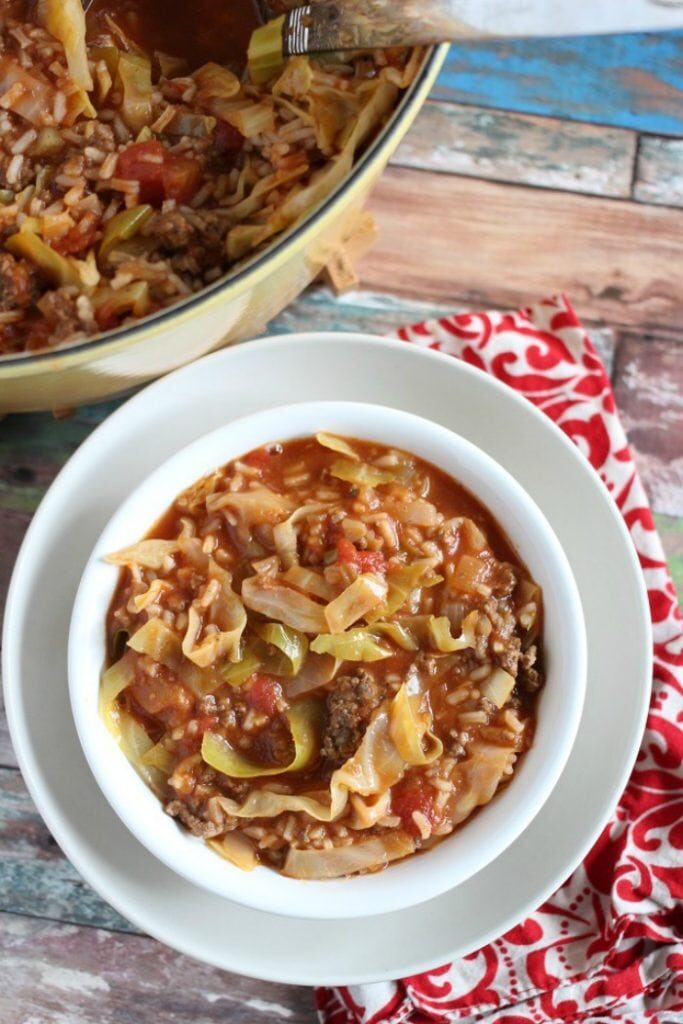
[247,674,282,718]
[116,140,166,205]
[214,119,244,154]
[335,538,358,565]
[336,537,387,576]
[391,777,438,839]
[161,155,203,204]
[116,141,203,206]
[357,550,388,575]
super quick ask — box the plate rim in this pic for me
[2,331,652,986]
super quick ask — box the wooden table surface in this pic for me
[2,34,683,1024]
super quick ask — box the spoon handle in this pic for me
[281,0,683,53]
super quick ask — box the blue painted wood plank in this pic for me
[433,32,683,136]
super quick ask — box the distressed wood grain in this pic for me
[0,911,316,1024]
[272,285,618,378]
[0,690,16,770]
[656,515,683,605]
[612,332,683,518]
[361,167,683,332]
[0,508,31,622]
[392,101,637,198]
[0,768,133,933]
[634,136,683,207]
[434,32,683,135]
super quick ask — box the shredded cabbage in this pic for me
[330,459,397,488]
[449,742,515,826]
[284,652,340,698]
[247,15,286,85]
[181,566,246,668]
[206,487,292,522]
[222,647,261,687]
[117,53,153,133]
[105,539,177,571]
[201,698,322,778]
[208,831,257,871]
[99,204,153,263]
[140,740,174,774]
[324,573,388,633]
[370,621,419,652]
[127,618,221,695]
[131,578,171,612]
[91,281,151,323]
[311,629,393,663]
[280,565,335,602]
[193,62,241,114]
[366,559,442,622]
[389,683,443,766]
[390,498,440,527]
[6,231,81,288]
[481,667,516,709]
[38,0,92,90]
[241,575,328,634]
[451,554,490,593]
[223,101,275,138]
[254,622,308,676]
[283,832,414,879]
[118,712,166,793]
[428,612,478,653]
[315,432,360,461]
[0,57,57,128]
[99,650,135,736]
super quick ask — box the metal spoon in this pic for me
[254,0,683,58]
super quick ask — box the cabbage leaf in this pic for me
[324,573,387,633]
[283,832,414,879]
[201,698,322,778]
[241,575,328,634]
[311,629,393,663]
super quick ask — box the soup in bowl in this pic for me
[69,401,586,918]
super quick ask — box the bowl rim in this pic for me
[0,45,448,378]
[68,398,587,920]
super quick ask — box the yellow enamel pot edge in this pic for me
[0,45,448,386]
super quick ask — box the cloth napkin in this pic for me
[314,295,683,1024]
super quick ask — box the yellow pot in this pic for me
[0,46,447,414]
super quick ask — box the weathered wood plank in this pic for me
[434,32,683,135]
[360,167,683,333]
[634,136,683,207]
[612,332,683,518]
[0,911,315,1024]
[270,285,617,378]
[0,507,31,623]
[392,101,637,199]
[0,689,16,770]
[0,768,134,933]
[656,514,683,606]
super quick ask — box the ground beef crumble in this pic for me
[0,252,40,311]
[165,798,225,838]
[146,210,196,251]
[36,288,81,342]
[519,644,542,692]
[322,669,384,766]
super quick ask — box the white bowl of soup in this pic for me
[69,400,586,919]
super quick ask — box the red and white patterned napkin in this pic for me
[315,296,683,1024]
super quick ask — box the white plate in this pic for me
[3,333,651,986]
